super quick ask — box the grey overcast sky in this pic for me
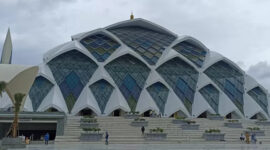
[1,0,270,90]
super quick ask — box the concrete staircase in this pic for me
[55,116,270,144]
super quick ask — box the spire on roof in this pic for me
[130,12,134,20]
[1,28,12,64]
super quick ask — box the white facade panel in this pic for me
[135,88,159,115]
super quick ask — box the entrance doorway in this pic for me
[225,111,241,119]
[250,112,266,120]
[113,109,120,116]
[143,110,152,117]
[111,109,125,116]
[170,110,187,118]
[198,111,209,118]
[79,108,96,117]
[45,107,59,112]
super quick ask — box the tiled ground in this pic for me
[7,144,270,150]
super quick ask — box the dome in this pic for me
[5,18,269,119]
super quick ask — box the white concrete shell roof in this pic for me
[37,85,68,113]
[12,18,270,119]
[0,64,38,111]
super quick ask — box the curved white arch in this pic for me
[135,88,160,115]
[219,92,244,119]
[169,36,210,57]
[192,91,216,117]
[164,90,190,118]
[88,65,117,87]
[244,94,269,119]
[43,41,98,65]
[194,73,222,116]
[202,52,245,75]
[144,71,192,117]
[72,28,103,41]
[73,29,125,66]
[37,63,56,84]
[71,86,101,115]
[245,75,268,94]
[105,18,177,38]
[0,64,39,111]
[104,88,130,115]
[104,44,152,70]
[37,85,68,113]
[196,73,219,90]
[157,36,210,70]
[43,41,72,63]
[154,54,201,117]
[156,49,199,72]
[199,66,246,118]
[145,70,170,89]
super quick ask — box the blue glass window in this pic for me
[80,34,120,62]
[199,84,219,113]
[47,50,98,112]
[29,76,54,111]
[90,80,114,114]
[104,54,150,111]
[248,87,268,114]
[172,41,206,67]
[109,26,176,65]
[204,60,244,113]
[156,57,199,114]
[147,82,169,114]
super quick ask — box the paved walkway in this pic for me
[8,144,270,150]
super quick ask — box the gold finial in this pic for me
[130,12,134,20]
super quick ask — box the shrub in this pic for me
[185,120,196,124]
[82,127,101,133]
[205,129,221,133]
[258,119,267,122]
[81,118,97,123]
[150,127,164,133]
[247,127,260,131]
[134,118,146,122]
[227,119,239,123]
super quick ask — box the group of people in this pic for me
[240,132,257,144]
[22,133,50,145]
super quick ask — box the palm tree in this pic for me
[12,93,25,138]
[0,81,6,97]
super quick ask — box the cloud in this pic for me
[247,61,270,91]
[236,61,246,70]
[1,0,270,91]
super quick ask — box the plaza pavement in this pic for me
[7,143,270,150]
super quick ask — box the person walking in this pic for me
[105,131,109,145]
[245,132,250,144]
[240,133,245,142]
[251,133,257,144]
[141,126,145,136]
[44,133,49,145]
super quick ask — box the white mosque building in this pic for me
[0,18,269,120]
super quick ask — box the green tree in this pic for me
[0,81,6,97]
[12,93,25,138]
